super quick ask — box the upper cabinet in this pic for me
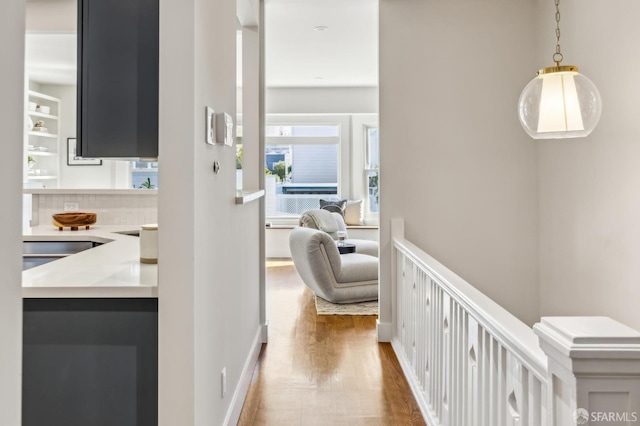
[77,0,158,158]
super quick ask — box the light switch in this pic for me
[205,107,216,145]
[216,113,234,146]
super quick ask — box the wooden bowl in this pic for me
[52,212,97,231]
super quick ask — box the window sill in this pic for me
[266,223,379,230]
[235,189,265,205]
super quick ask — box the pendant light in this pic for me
[518,0,601,139]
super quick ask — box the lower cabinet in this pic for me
[23,298,158,426]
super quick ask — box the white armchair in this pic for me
[299,209,378,257]
[289,227,378,303]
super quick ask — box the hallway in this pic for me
[238,260,425,425]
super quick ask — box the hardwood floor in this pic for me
[237,260,426,426]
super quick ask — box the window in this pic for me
[351,114,379,224]
[132,161,158,189]
[266,125,339,137]
[265,114,378,224]
[236,142,243,191]
[365,126,379,214]
[265,121,341,218]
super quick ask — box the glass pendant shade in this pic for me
[518,66,602,139]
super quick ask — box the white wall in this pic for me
[39,84,131,189]
[240,26,261,189]
[159,0,262,424]
[0,0,25,423]
[379,0,540,328]
[538,0,640,330]
[266,86,378,114]
[26,0,75,32]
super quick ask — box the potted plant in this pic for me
[138,177,155,189]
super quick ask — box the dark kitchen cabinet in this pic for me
[23,298,158,426]
[77,0,158,158]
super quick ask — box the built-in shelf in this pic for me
[28,151,57,157]
[27,90,61,103]
[235,189,265,205]
[27,111,59,120]
[28,131,58,138]
[25,89,61,189]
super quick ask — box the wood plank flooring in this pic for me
[237,260,426,426]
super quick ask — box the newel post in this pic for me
[534,317,640,426]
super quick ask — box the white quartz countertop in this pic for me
[24,188,158,195]
[22,225,158,298]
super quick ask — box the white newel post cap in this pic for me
[534,317,640,370]
[534,317,640,424]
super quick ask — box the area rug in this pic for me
[314,294,378,316]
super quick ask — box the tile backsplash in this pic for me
[30,193,158,227]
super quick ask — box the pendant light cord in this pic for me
[553,0,563,66]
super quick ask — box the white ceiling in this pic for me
[264,0,378,88]
[24,0,378,88]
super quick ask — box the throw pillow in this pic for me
[319,199,347,216]
[344,200,363,225]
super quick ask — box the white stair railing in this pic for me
[390,218,640,426]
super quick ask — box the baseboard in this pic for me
[390,338,437,426]
[376,320,392,342]
[261,322,269,343]
[223,326,264,426]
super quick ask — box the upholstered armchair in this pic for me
[289,227,378,303]
[298,209,378,257]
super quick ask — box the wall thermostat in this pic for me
[216,113,234,146]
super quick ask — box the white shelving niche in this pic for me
[25,90,61,188]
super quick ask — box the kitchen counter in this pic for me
[24,188,158,195]
[22,225,158,298]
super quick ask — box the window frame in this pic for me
[265,114,350,224]
[264,114,379,225]
[351,114,379,225]
[364,126,380,217]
